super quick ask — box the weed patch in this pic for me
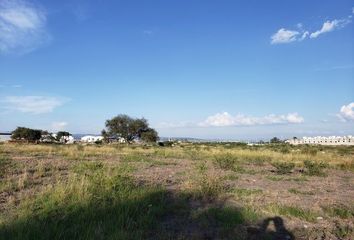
[267,204,317,222]
[232,188,263,198]
[271,161,295,174]
[213,153,245,173]
[303,160,328,176]
[322,205,354,219]
[0,156,10,178]
[288,188,314,195]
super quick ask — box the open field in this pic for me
[0,142,353,239]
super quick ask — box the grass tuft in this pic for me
[303,160,328,176]
[271,161,295,174]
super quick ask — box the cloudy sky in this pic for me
[0,0,353,140]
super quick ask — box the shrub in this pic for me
[193,162,225,200]
[303,160,328,176]
[214,153,239,171]
[271,162,295,174]
[301,147,318,156]
[11,127,42,142]
[280,147,290,154]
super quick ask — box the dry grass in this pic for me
[0,142,353,239]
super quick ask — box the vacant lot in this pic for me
[0,142,353,239]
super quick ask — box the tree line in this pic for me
[10,114,159,144]
[11,127,71,143]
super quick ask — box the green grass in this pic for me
[194,206,260,237]
[267,204,318,222]
[266,175,284,181]
[303,160,328,176]
[266,175,308,182]
[322,205,354,219]
[288,188,315,195]
[0,166,169,240]
[0,156,10,178]
[213,153,245,173]
[223,173,239,181]
[271,161,295,174]
[1,143,353,239]
[192,162,225,200]
[121,153,152,162]
[232,188,263,197]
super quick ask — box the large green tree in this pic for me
[103,114,159,143]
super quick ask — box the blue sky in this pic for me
[0,0,353,140]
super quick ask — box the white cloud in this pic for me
[199,112,304,127]
[271,8,353,44]
[310,19,349,38]
[0,0,49,54]
[299,31,309,41]
[271,28,300,44]
[2,96,68,114]
[51,121,68,132]
[338,102,354,121]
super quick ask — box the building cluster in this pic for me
[286,136,354,145]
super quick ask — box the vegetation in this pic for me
[11,127,42,142]
[267,204,318,222]
[271,161,295,174]
[56,131,71,141]
[102,114,159,143]
[303,160,328,176]
[270,137,282,143]
[0,142,353,239]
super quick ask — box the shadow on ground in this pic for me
[0,188,294,240]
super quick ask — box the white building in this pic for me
[41,133,75,144]
[81,135,104,143]
[61,135,75,144]
[286,136,354,145]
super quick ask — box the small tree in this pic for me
[11,127,42,142]
[270,137,281,144]
[103,114,158,143]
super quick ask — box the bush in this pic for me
[300,147,318,156]
[303,160,328,176]
[214,153,242,172]
[194,162,225,200]
[271,162,295,174]
[11,127,42,142]
[279,147,291,154]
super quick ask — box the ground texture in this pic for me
[0,143,353,239]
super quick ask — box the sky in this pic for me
[0,0,353,140]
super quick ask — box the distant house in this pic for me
[107,136,126,143]
[61,135,75,144]
[286,136,354,146]
[81,136,104,143]
[41,133,75,144]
